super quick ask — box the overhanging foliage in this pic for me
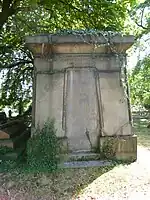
[0,0,143,113]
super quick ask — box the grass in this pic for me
[0,116,149,199]
[0,166,114,200]
[133,118,150,147]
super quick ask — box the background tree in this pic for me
[129,55,150,107]
[129,0,150,38]
[0,0,137,115]
[129,0,150,109]
[127,0,150,128]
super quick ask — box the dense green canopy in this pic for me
[0,0,149,114]
[129,55,150,108]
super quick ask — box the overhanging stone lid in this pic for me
[26,33,134,45]
[25,32,134,55]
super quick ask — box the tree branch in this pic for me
[135,7,149,30]
[43,0,82,13]
[135,21,148,30]
[2,0,13,11]
[59,0,82,12]
[11,0,20,9]
[0,0,20,31]
[140,8,145,28]
[132,6,149,31]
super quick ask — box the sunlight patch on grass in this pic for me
[133,118,150,147]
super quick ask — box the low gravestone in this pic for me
[0,130,9,139]
[0,119,30,160]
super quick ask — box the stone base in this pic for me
[100,135,137,162]
[0,139,14,148]
[58,160,113,169]
[66,151,101,161]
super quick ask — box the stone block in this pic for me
[100,135,137,161]
[1,120,27,137]
[67,152,101,161]
[0,130,10,139]
[0,139,14,148]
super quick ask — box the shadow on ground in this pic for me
[0,165,115,200]
[0,117,149,199]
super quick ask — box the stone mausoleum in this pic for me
[26,32,137,161]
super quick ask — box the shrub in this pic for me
[27,119,60,172]
[100,138,116,159]
[0,146,14,155]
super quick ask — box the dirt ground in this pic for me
[0,147,150,200]
[0,164,113,200]
[0,118,149,200]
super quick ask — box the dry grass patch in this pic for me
[133,118,150,147]
[0,166,114,200]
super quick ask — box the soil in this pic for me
[0,147,150,200]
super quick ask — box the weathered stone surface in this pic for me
[0,139,14,148]
[0,120,27,137]
[100,73,132,136]
[26,32,136,158]
[67,152,101,161]
[58,160,113,168]
[0,130,10,139]
[25,34,134,50]
[100,135,137,161]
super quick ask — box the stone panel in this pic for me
[35,72,65,137]
[53,55,94,69]
[99,73,132,136]
[95,56,121,70]
[35,74,52,127]
[53,54,122,71]
[51,73,65,137]
[66,68,100,151]
[34,58,52,72]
